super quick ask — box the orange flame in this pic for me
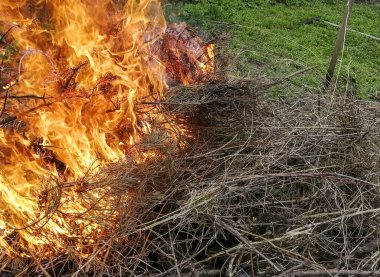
[0,0,214,256]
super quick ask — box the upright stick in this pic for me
[321,0,354,94]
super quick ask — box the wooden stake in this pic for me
[321,0,354,94]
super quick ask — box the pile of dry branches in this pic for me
[2,21,380,274]
[2,72,380,276]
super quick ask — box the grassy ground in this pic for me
[165,0,380,98]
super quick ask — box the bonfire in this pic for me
[0,0,213,258]
[2,1,380,277]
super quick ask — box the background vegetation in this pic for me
[165,0,379,98]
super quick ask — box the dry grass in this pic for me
[2,74,380,276]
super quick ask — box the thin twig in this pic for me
[291,269,380,277]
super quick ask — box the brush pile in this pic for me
[1,1,380,275]
[2,72,380,276]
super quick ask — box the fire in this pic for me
[0,0,214,256]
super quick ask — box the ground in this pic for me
[165,0,380,98]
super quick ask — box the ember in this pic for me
[0,0,214,256]
[157,22,215,85]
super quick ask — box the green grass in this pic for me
[165,0,380,98]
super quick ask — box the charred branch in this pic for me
[61,61,89,90]
[0,25,17,43]
[0,115,16,126]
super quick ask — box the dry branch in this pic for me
[2,69,380,276]
[291,270,380,277]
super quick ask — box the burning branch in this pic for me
[0,115,16,126]
[61,61,89,90]
[0,25,17,43]
[0,81,17,117]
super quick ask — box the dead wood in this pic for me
[291,270,380,277]
[3,73,380,276]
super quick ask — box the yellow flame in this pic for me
[0,0,214,256]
